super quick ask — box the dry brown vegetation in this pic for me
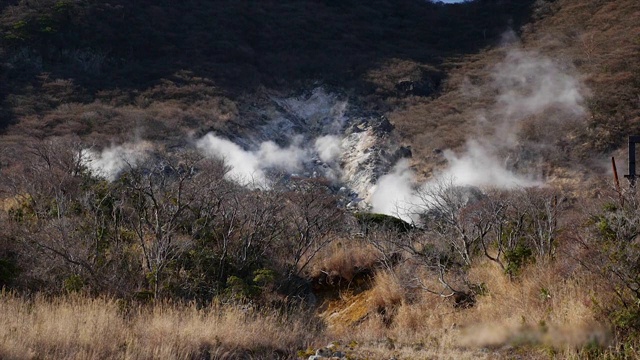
[0,0,636,179]
[0,252,627,359]
[0,292,320,359]
[2,139,640,358]
[1,0,640,359]
[319,263,604,359]
[5,71,238,144]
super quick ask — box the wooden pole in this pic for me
[612,156,624,207]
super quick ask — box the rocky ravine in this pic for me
[82,87,411,211]
[224,87,412,208]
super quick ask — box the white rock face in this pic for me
[308,345,347,359]
[339,124,395,202]
[203,87,406,206]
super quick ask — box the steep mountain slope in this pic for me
[525,0,640,154]
[379,0,640,184]
[1,0,637,192]
[0,0,532,136]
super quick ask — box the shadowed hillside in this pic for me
[0,0,535,134]
[0,0,535,87]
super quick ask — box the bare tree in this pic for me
[0,136,121,292]
[521,188,562,259]
[377,181,559,303]
[278,179,345,278]
[207,187,286,283]
[577,185,640,309]
[117,151,229,298]
[413,179,489,266]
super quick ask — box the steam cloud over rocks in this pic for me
[80,142,151,181]
[494,49,585,122]
[193,89,353,187]
[80,44,588,223]
[371,45,588,222]
[196,133,309,187]
[314,135,342,164]
[80,89,403,200]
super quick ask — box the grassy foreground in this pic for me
[0,258,631,360]
[0,292,319,359]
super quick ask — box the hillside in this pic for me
[0,0,533,139]
[1,0,640,359]
[0,0,637,181]
[385,0,640,181]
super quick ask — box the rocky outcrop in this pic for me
[223,87,405,207]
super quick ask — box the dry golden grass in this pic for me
[456,262,604,352]
[0,260,617,359]
[0,292,319,360]
[309,239,380,285]
[367,270,405,311]
[0,194,29,212]
[319,260,607,359]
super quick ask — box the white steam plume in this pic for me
[494,49,585,121]
[371,148,541,223]
[196,133,309,186]
[371,45,587,221]
[370,159,417,222]
[314,135,343,163]
[439,141,541,189]
[258,136,308,171]
[277,88,348,133]
[80,142,150,181]
[196,134,266,185]
[194,89,352,187]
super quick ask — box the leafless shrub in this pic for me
[276,179,346,278]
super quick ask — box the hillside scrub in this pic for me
[0,0,536,142]
[1,0,640,358]
[1,139,640,358]
[0,0,636,182]
[0,138,348,302]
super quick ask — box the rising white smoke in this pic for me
[370,159,417,222]
[196,133,310,186]
[80,133,311,186]
[196,134,267,185]
[80,142,150,181]
[371,44,587,221]
[494,49,585,121]
[195,89,352,187]
[314,135,343,164]
[258,136,308,171]
[439,140,541,189]
[276,88,348,134]
[371,146,542,223]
